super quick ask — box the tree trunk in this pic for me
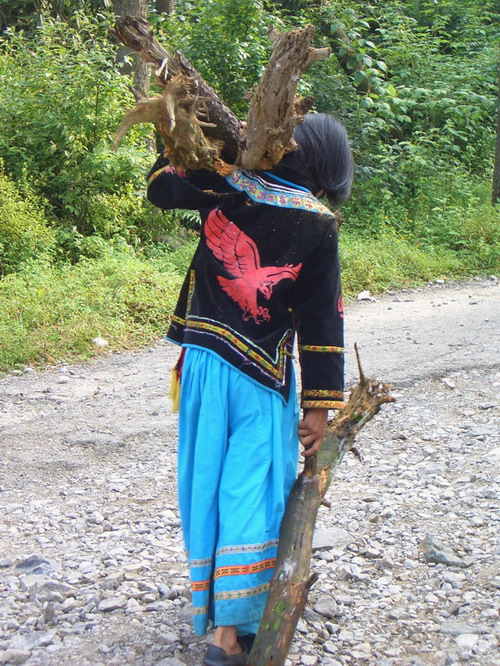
[493,61,500,204]
[329,25,374,95]
[248,348,394,666]
[112,0,150,99]
[156,0,174,15]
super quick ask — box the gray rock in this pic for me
[89,511,104,524]
[19,575,45,600]
[0,649,31,665]
[421,463,448,476]
[155,659,187,666]
[39,581,75,600]
[125,598,142,614]
[15,555,58,576]
[419,535,466,567]
[43,602,57,625]
[323,641,337,655]
[441,621,482,636]
[357,290,375,302]
[97,596,127,612]
[10,632,55,650]
[314,596,338,620]
[157,632,180,644]
[61,597,79,612]
[441,378,456,389]
[469,425,499,437]
[455,633,479,650]
[312,526,351,551]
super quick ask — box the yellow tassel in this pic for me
[169,367,181,413]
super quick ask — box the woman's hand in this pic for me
[298,408,328,457]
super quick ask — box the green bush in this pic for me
[0,13,153,236]
[0,168,56,275]
[0,251,183,370]
[162,0,277,115]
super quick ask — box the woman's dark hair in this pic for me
[282,113,354,205]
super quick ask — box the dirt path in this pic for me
[0,278,499,666]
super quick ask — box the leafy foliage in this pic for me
[0,166,56,275]
[155,0,278,116]
[0,13,155,237]
[0,1,498,370]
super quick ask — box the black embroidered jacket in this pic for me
[147,158,344,409]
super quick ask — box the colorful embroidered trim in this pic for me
[217,539,279,556]
[226,171,334,216]
[192,579,211,592]
[299,345,344,353]
[146,165,179,186]
[214,582,270,602]
[302,400,345,409]
[185,317,291,382]
[192,604,209,616]
[171,314,186,326]
[186,269,195,314]
[303,390,344,398]
[214,558,276,580]
[189,557,213,568]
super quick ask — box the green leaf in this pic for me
[353,71,368,86]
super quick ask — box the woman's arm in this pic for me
[292,221,344,454]
[146,156,229,211]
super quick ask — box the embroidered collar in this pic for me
[225,170,334,216]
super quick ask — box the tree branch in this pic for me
[248,347,394,665]
[112,16,242,162]
[238,24,331,170]
[112,18,331,171]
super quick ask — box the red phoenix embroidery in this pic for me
[205,209,302,324]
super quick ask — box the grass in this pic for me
[0,200,498,372]
[341,230,468,295]
[0,253,182,371]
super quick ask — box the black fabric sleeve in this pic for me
[165,250,200,345]
[146,156,228,210]
[292,222,344,410]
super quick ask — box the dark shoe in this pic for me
[237,634,255,654]
[203,644,248,666]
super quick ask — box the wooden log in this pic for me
[238,24,330,170]
[112,18,332,171]
[112,16,242,161]
[248,346,394,666]
[112,76,226,171]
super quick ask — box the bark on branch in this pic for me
[112,17,331,171]
[112,16,242,163]
[248,346,394,666]
[238,24,331,170]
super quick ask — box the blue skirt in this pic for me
[178,346,299,636]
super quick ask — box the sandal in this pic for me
[203,644,248,666]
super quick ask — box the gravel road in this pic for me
[0,278,499,666]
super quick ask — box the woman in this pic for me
[147,114,353,666]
